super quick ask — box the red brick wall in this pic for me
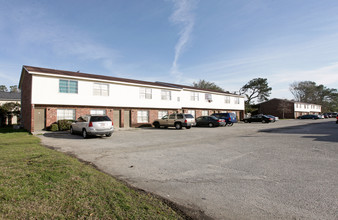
[20,70,33,132]
[259,99,295,119]
[31,105,246,129]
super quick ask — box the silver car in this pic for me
[70,115,114,138]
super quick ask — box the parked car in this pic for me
[327,112,338,118]
[243,114,273,123]
[267,115,279,122]
[70,115,114,138]
[297,114,320,119]
[211,113,237,126]
[336,115,338,124]
[195,116,226,127]
[153,113,196,129]
[323,113,329,118]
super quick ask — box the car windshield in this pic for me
[184,114,194,118]
[90,116,111,122]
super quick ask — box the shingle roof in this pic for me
[0,91,21,101]
[23,66,175,89]
[155,81,235,95]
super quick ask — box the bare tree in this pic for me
[278,100,292,119]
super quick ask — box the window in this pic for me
[234,97,240,104]
[205,93,212,102]
[190,92,199,101]
[90,109,106,115]
[225,96,230,104]
[187,110,195,118]
[158,110,168,119]
[139,88,152,99]
[201,110,208,116]
[93,83,109,96]
[59,79,78,93]
[137,110,149,123]
[57,109,75,120]
[161,90,171,100]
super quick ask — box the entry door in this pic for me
[124,110,130,128]
[113,110,120,128]
[34,108,45,130]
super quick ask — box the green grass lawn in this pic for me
[0,129,183,219]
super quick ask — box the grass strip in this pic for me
[0,129,183,219]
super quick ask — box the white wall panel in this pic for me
[31,75,244,110]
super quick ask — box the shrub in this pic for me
[50,124,59,132]
[57,120,73,131]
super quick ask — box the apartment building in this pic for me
[258,98,321,119]
[19,66,245,132]
[0,91,21,125]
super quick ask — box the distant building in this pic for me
[257,98,321,119]
[0,91,21,125]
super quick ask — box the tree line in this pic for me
[0,85,20,93]
[192,79,338,113]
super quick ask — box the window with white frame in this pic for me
[59,79,78,93]
[205,93,212,102]
[201,110,208,116]
[190,92,199,101]
[161,90,171,100]
[234,97,240,104]
[90,109,106,115]
[57,109,76,121]
[158,110,168,119]
[225,96,230,104]
[137,110,149,123]
[93,83,109,96]
[139,87,152,99]
[187,110,195,118]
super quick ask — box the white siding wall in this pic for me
[181,90,244,110]
[294,103,321,113]
[31,75,245,110]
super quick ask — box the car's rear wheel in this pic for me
[208,122,214,127]
[186,126,191,129]
[153,122,160,128]
[175,123,182,129]
[82,129,88,139]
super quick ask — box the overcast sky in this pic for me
[1,0,338,99]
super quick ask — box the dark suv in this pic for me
[211,113,237,126]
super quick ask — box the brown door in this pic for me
[34,108,45,131]
[124,110,130,128]
[113,110,120,128]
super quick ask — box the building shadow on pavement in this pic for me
[259,121,338,143]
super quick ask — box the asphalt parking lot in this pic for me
[39,119,338,220]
